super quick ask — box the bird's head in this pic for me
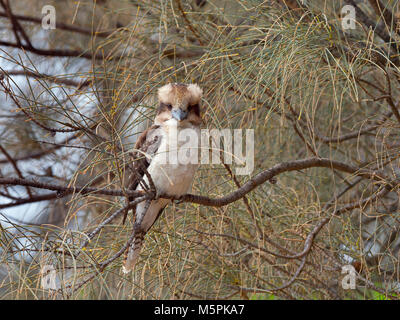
[155,83,203,127]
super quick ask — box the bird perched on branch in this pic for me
[122,83,203,273]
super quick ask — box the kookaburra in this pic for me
[122,83,203,273]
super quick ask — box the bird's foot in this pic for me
[174,196,184,204]
[153,189,161,200]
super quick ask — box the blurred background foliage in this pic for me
[0,0,400,299]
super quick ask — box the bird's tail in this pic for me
[122,233,144,273]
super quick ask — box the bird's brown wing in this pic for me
[128,124,162,192]
[123,124,162,224]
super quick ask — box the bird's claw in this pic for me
[153,189,160,200]
[175,196,184,204]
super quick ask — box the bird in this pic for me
[122,83,203,273]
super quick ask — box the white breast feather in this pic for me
[123,120,199,273]
[135,122,199,232]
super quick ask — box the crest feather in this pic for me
[157,84,173,103]
[187,84,203,104]
[157,83,203,105]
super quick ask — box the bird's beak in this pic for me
[171,108,188,121]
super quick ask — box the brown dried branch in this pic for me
[0,79,81,133]
[0,0,33,48]
[175,158,390,207]
[0,11,113,38]
[175,0,204,45]
[0,177,145,200]
[229,256,307,294]
[0,0,112,60]
[367,0,394,31]
[345,0,399,64]
[0,39,111,59]
[0,157,392,211]
[0,133,80,164]
[0,144,32,198]
[1,69,92,88]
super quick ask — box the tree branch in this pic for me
[174,158,389,207]
[0,11,113,38]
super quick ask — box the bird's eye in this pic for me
[188,104,200,115]
[167,104,172,110]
